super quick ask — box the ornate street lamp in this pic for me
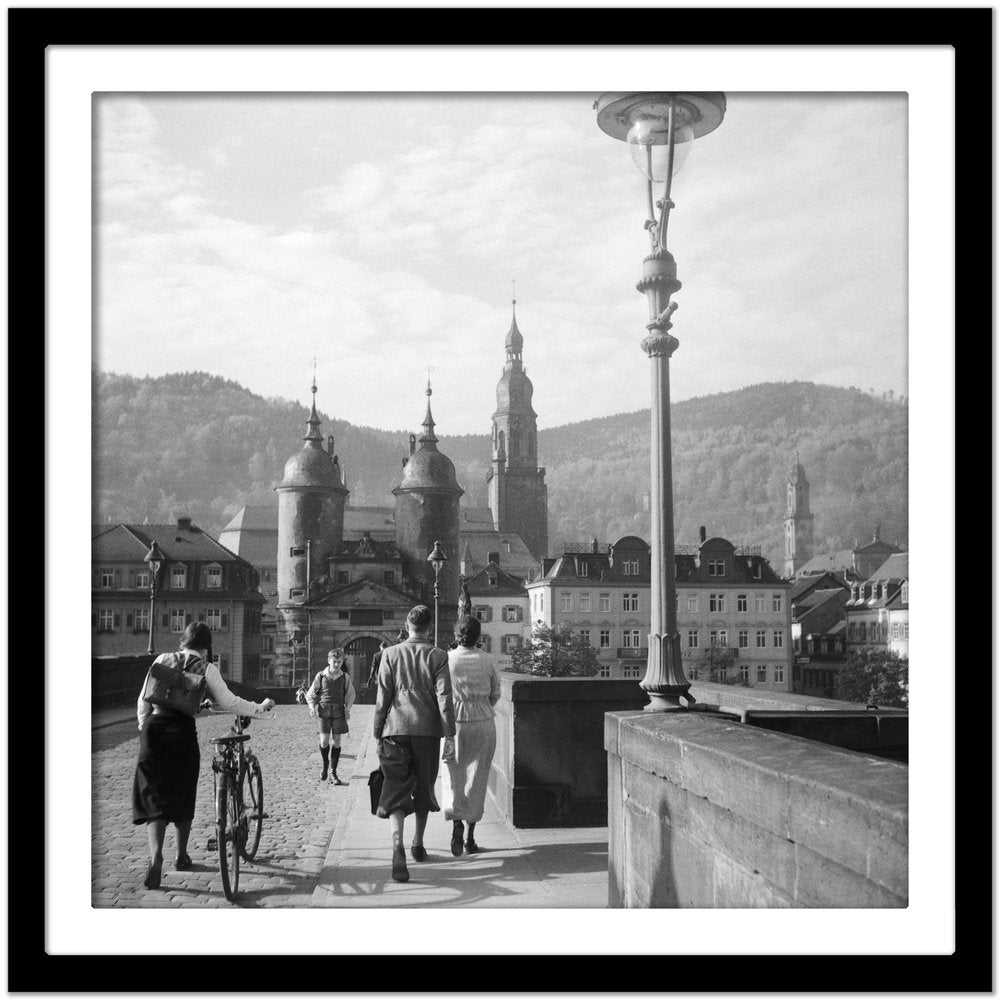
[595,92,726,711]
[427,540,448,646]
[143,540,165,655]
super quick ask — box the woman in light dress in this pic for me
[440,614,501,855]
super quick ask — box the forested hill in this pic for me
[94,372,907,569]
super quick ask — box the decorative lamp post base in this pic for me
[641,632,695,711]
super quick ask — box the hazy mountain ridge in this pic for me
[94,371,907,569]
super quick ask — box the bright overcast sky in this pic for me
[94,91,906,435]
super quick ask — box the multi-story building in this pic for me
[795,523,903,582]
[527,531,793,689]
[844,552,908,659]
[462,558,528,671]
[677,532,794,693]
[789,572,851,697]
[526,535,650,680]
[92,517,264,683]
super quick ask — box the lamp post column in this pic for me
[147,577,157,655]
[433,567,441,647]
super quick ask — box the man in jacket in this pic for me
[373,605,456,883]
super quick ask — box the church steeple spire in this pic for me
[304,361,323,443]
[505,282,524,368]
[421,371,438,447]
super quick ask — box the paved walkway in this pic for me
[93,704,608,908]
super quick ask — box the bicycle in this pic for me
[205,711,268,902]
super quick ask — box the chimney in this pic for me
[699,526,707,543]
[592,537,599,554]
[177,516,192,531]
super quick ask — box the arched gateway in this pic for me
[343,634,382,703]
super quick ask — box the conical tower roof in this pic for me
[395,383,463,495]
[279,379,345,490]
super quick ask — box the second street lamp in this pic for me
[143,540,165,656]
[595,92,726,711]
[427,540,448,647]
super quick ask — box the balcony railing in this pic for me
[617,647,645,658]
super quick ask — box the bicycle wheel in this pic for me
[216,774,241,901]
[240,758,264,862]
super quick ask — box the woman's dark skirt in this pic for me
[376,735,441,818]
[132,714,200,825]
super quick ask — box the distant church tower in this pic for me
[486,297,548,561]
[783,453,815,578]
[276,379,349,632]
[393,383,464,639]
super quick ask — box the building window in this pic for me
[262,634,274,653]
[504,605,522,623]
[687,594,698,613]
[289,547,305,557]
[623,629,641,648]
[901,582,909,604]
[170,609,186,633]
[708,559,725,577]
[383,570,396,586]
[598,664,611,678]
[757,664,768,683]
[902,622,909,639]
[687,630,699,649]
[689,667,700,681]
[577,560,589,578]
[206,566,222,589]
[580,593,592,613]
[709,593,725,613]
[859,622,868,641]
[738,629,749,649]
[753,563,763,580]
[737,594,747,613]
[214,654,229,675]
[709,629,727,647]
[754,594,766,613]
[474,606,492,623]
[133,607,149,633]
[739,663,749,682]
[539,594,544,613]
[580,629,591,646]
[755,630,767,648]
[717,667,727,682]
[623,665,643,679]
[336,570,350,584]
[622,558,640,576]
[599,594,611,613]
[772,629,784,648]
[622,592,639,613]
[774,664,785,683]
[479,634,492,653]
[599,630,611,649]
[171,565,187,590]
[97,609,115,633]
[772,594,783,613]
[501,634,521,655]
[135,569,150,589]
[100,568,115,589]
[290,588,304,599]
[206,608,223,632]
[560,593,572,612]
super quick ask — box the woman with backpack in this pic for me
[132,622,275,891]
[306,646,356,784]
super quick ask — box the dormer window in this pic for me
[707,559,725,577]
[205,565,222,590]
[622,558,639,576]
[171,564,187,590]
[99,567,115,589]
[901,582,909,604]
[576,558,589,578]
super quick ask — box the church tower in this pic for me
[276,378,349,633]
[783,453,814,578]
[486,298,549,561]
[393,383,464,641]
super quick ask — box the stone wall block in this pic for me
[607,752,624,907]
[711,853,795,908]
[792,841,907,908]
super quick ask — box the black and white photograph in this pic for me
[21,12,980,986]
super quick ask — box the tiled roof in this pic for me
[464,562,526,597]
[867,552,908,582]
[460,530,537,580]
[797,550,856,575]
[94,522,250,566]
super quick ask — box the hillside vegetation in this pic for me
[94,371,907,568]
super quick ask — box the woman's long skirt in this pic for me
[132,714,200,825]
[440,717,496,823]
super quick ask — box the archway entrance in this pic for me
[344,636,381,703]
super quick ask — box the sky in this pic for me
[94,91,907,435]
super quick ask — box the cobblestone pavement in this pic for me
[92,703,365,908]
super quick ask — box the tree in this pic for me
[508,621,599,678]
[697,644,742,685]
[837,646,908,708]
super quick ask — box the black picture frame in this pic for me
[14,5,988,993]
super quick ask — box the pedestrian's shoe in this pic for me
[451,821,464,857]
[143,861,162,890]
[175,852,193,871]
[465,839,479,854]
[320,765,328,781]
[410,843,428,862]
[331,773,347,786]
[391,847,410,882]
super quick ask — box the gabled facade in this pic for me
[92,517,264,683]
[844,552,908,659]
[462,560,528,670]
